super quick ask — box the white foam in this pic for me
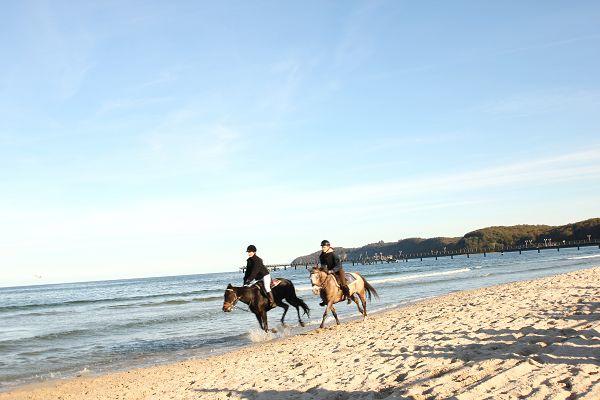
[368,268,471,285]
[295,284,313,292]
[247,329,275,342]
[246,324,296,342]
[296,267,472,290]
[567,254,600,260]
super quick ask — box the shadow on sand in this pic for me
[193,387,400,400]
[194,298,599,399]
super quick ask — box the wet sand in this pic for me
[2,267,599,400]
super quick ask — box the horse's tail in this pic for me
[281,279,310,317]
[296,297,310,317]
[357,274,379,302]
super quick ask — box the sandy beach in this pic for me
[2,267,598,400]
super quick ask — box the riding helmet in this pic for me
[320,240,330,246]
[246,244,257,252]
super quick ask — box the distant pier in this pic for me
[239,239,600,273]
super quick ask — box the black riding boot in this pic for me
[267,291,277,308]
[342,285,352,304]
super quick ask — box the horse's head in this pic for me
[310,267,326,295]
[222,284,238,312]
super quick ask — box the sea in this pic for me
[1,246,599,391]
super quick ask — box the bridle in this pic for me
[223,288,239,310]
[223,287,251,313]
[310,269,329,290]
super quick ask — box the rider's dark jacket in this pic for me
[243,255,269,285]
[319,251,342,272]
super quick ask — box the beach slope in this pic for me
[3,268,599,400]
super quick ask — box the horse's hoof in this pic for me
[299,322,306,327]
[270,328,277,333]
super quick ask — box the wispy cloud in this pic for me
[5,147,598,244]
[256,57,306,115]
[137,68,181,89]
[319,147,600,202]
[2,146,598,285]
[24,1,95,100]
[141,105,241,169]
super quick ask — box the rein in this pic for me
[224,288,252,313]
[312,271,334,289]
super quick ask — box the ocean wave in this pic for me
[107,310,224,331]
[368,268,471,285]
[567,254,600,260]
[482,263,577,279]
[0,289,223,314]
[367,298,432,315]
[1,309,70,319]
[0,329,89,347]
[0,309,227,349]
[294,268,472,290]
[107,296,223,309]
[294,284,314,292]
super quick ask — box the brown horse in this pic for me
[310,267,378,328]
[222,279,310,332]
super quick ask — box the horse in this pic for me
[310,266,378,328]
[222,278,310,332]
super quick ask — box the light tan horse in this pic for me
[310,267,378,328]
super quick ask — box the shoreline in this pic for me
[0,293,434,394]
[2,267,599,399]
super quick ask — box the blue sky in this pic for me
[1,1,599,286]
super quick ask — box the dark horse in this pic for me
[222,278,310,332]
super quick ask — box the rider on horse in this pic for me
[243,245,277,308]
[319,240,350,305]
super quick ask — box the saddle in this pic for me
[345,273,356,284]
[252,279,282,297]
[331,273,357,287]
[270,278,282,289]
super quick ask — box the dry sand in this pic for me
[2,267,599,400]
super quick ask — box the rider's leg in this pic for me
[263,274,277,308]
[319,291,327,307]
[335,269,350,298]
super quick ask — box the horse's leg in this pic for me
[359,290,368,319]
[278,301,289,326]
[254,312,264,330]
[320,301,331,328]
[330,304,340,325]
[261,310,270,333]
[295,304,304,327]
[352,294,364,314]
[285,297,304,327]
